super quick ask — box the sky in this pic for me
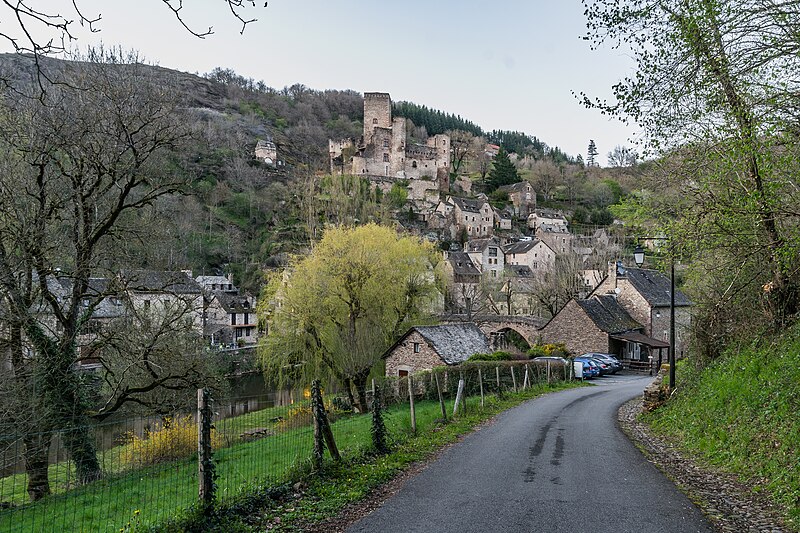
[3,1,639,165]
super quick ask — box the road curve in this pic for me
[348,375,711,533]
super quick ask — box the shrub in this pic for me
[527,343,570,358]
[122,416,222,467]
[468,351,514,362]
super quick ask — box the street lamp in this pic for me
[633,242,676,389]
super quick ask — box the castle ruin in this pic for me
[329,92,450,193]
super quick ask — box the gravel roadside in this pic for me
[618,397,791,533]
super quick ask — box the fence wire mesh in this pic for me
[0,360,571,531]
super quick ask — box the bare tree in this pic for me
[0,50,195,494]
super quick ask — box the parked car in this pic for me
[574,360,593,379]
[573,357,600,378]
[584,353,623,374]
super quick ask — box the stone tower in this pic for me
[363,92,392,142]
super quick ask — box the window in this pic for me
[398,369,409,378]
[412,161,417,168]
[383,153,389,162]
[373,118,378,124]
[231,313,237,325]
[143,299,150,310]
[235,328,243,338]
[383,139,389,148]
[413,343,420,353]
[491,270,497,277]
[489,247,498,257]
[244,312,249,324]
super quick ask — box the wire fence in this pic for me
[0,359,572,532]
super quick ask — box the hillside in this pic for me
[646,325,800,529]
[0,54,625,294]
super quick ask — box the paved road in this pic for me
[348,375,712,533]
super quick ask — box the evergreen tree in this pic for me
[587,140,599,167]
[487,147,521,192]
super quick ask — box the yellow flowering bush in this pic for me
[122,416,222,467]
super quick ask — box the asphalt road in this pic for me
[347,375,712,533]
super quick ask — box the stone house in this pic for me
[466,237,505,279]
[592,262,692,360]
[329,92,450,187]
[204,291,258,346]
[527,209,568,232]
[254,138,278,166]
[504,239,556,273]
[494,207,512,230]
[539,295,652,359]
[451,196,494,239]
[535,224,573,255]
[195,274,237,293]
[497,181,536,218]
[440,251,481,313]
[118,270,204,333]
[382,323,490,377]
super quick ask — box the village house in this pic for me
[535,223,573,255]
[440,251,482,313]
[527,209,568,232]
[591,262,692,360]
[204,291,258,346]
[504,239,556,273]
[496,181,536,218]
[382,323,489,377]
[450,196,494,239]
[118,270,205,332]
[539,294,662,361]
[195,274,237,293]
[254,137,278,166]
[466,237,505,279]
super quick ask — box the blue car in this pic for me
[574,358,600,378]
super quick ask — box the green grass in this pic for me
[645,324,800,530]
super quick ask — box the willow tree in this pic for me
[260,224,439,411]
[581,0,800,341]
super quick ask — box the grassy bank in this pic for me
[645,324,800,529]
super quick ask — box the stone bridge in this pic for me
[441,315,548,350]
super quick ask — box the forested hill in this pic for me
[0,54,580,293]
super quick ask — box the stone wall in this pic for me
[539,300,609,355]
[384,331,446,377]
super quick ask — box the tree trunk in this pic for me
[343,378,358,412]
[23,434,51,501]
[352,372,370,414]
[61,423,102,484]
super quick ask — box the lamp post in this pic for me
[633,243,676,389]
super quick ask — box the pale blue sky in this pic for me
[6,1,638,164]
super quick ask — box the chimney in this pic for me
[607,261,617,292]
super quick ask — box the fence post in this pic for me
[511,366,518,393]
[495,366,500,389]
[478,368,485,407]
[197,388,215,510]
[434,372,447,421]
[523,364,530,389]
[547,361,551,384]
[312,379,340,469]
[408,375,417,434]
[452,375,465,416]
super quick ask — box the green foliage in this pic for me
[468,351,514,362]
[388,183,408,209]
[392,101,482,137]
[486,147,521,192]
[647,324,800,527]
[527,343,569,359]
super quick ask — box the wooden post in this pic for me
[547,361,551,384]
[523,365,530,389]
[434,372,447,421]
[452,376,465,416]
[478,368,485,407]
[197,388,215,509]
[511,366,517,392]
[408,375,417,434]
[495,366,501,389]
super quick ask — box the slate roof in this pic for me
[497,181,532,194]
[576,295,643,334]
[387,323,489,365]
[447,252,481,277]
[451,196,487,213]
[504,264,534,277]
[620,267,692,307]
[212,291,255,314]
[466,237,501,253]
[504,240,540,255]
[120,270,202,294]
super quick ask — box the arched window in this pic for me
[412,161,417,168]
[372,118,378,124]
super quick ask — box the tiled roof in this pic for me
[504,240,539,255]
[451,196,486,213]
[497,181,532,194]
[620,267,692,307]
[213,291,255,313]
[466,237,501,252]
[504,264,534,278]
[413,323,490,364]
[576,295,642,334]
